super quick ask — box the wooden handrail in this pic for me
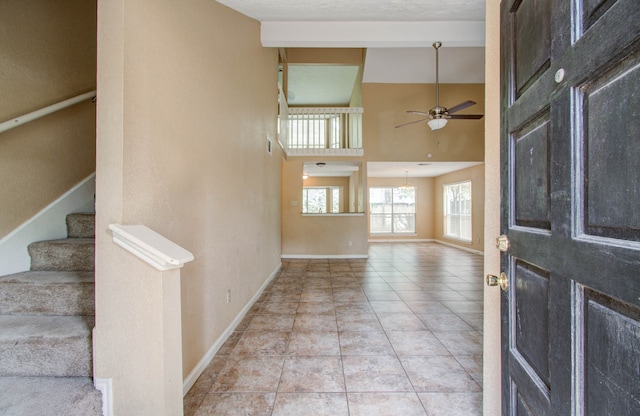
[0,90,96,134]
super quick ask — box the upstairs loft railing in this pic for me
[277,88,364,156]
[285,107,363,156]
[0,90,96,134]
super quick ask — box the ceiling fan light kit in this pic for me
[395,41,484,130]
[428,118,447,130]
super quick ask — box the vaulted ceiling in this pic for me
[216,0,487,178]
[216,0,486,84]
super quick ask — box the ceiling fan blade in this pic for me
[395,118,429,128]
[448,114,484,119]
[407,110,430,116]
[447,100,477,114]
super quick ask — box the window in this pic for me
[443,181,472,242]
[369,187,416,234]
[302,187,341,213]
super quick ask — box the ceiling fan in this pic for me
[395,41,483,131]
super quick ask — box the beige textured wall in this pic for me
[282,159,368,256]
[484,0,502,413]
[367,177,435,240]
[95,0,280,412]
[363,83,484,162]
[433,165,485,252]
[0,0,96,238]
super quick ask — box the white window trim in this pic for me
[443,180,472,243]
[369,186,417,235]
[302,186,342,214]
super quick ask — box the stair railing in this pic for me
[0,89,96,134]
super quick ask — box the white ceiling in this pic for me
[368,161,484,178]
[303,161,484,178]
[287,65,361,105]
[286,45,485,106]
[363,47,485,84]
[216,0,485,22]
[216,0,486,84]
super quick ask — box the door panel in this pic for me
[513,262,550,388]
[506,259,553,416]
[513,116,551,230]
[512,0,551,98]
[579,288,640,415]
[510,357,551,415]
[583,53,640,241]
[500,0,640,414]
[582,0,618,30]
[516,392,536,416]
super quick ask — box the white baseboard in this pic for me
[94,378,113,416]
[368,238,434,243]
[281,254,369,259]
[182,262,282,396]
[0,173,96,276]
[366,238,483,255]
[434,239,484,255]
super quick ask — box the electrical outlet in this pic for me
[226,289,231,304]
[348,241,353,247]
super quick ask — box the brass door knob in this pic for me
[486,272,509,291]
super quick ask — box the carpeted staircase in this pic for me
[0,213,102,415]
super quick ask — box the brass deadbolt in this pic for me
[496,235,510,252]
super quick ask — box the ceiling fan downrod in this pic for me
[433,41,442,112]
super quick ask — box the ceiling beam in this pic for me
[261,21,485,48]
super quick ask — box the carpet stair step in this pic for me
[28,239,94,272]
[0,376,102,416]
[0,271,94,316]
[0,315,93,377]
[0,212,100,410]
[66,212,95,239]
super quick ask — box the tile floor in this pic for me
[184,242,483,415]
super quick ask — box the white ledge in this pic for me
[288,107,364,114]
[284,148,364,157]
[108,224,194,271]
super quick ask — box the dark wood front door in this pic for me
[499,0,640,414]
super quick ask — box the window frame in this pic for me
[369,186,417,235]
[443,180,472,243]
[302,186,342,213]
